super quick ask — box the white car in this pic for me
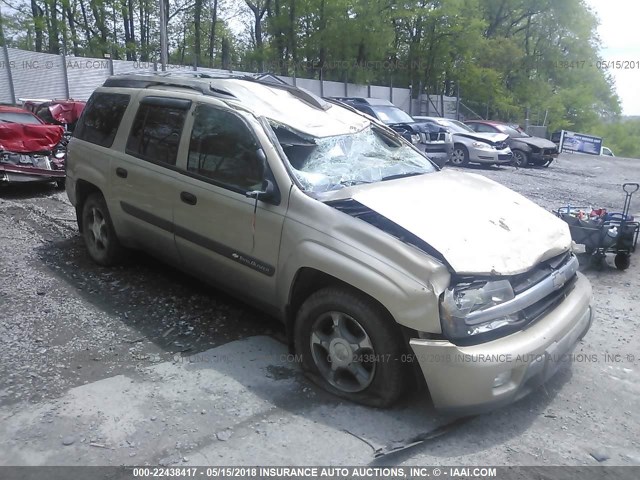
[601,146,615,157]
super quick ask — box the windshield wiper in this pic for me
[381,172,424,182]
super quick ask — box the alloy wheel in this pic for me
[309,311,376,393]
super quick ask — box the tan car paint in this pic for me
[66,76,593,412]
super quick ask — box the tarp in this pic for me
[0,123,64,153]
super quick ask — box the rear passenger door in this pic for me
[110,96,190,265]
[172,104,287,307]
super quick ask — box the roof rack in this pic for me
[102,72,330,110]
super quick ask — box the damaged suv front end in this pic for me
[279,118,593,412]
[420,252,592,413]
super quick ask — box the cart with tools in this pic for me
[555,183,639,270]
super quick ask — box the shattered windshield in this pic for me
[275,125,436,193]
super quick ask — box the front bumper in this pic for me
[468,148,513,165]
[410,272,592,414]
[0,164,65,184]
[531,150,559,163]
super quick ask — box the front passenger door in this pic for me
[173,105,287,308]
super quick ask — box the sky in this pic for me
[586,0,640,115]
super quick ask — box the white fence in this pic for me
[0,46,431,115]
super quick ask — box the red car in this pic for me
[464,120,559,167]
[0,106,66,187]
[23,99,86,132]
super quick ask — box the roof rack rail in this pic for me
[102,72,330,110]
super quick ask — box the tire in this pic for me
[615,254,631,270]
[512,149,529,167]
[81,192,125,266]
[294,287,408,408]
[450,145,470,167]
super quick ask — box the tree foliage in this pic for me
[0,0,624,135]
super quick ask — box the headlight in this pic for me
[410,133,421,144]
[440,280,520,340]
[472,142,495,150]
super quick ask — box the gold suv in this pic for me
[66,73,593,413]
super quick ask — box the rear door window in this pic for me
[75,93,130,147]
[126,97,191,166]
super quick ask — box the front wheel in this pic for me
[512,149,529,167]
[81,193,126,266]
[294,287,408,407]
[450,145,470,167]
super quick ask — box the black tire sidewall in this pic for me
[513,149,529,167]
[615,254,630,270]
[81,193,123,266]
[452,145,469,166]
[294,287,408,407]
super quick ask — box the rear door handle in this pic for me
[180,191,197,205]
[115,167,128,178]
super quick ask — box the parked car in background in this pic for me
[465,120,558,167]
[329,97,453,167]
[66,73,593,413]
[0,106,66,188]
[601,146,615,157]
[23,99,86,133]
[23,100,86,158]
[413,116,513,167]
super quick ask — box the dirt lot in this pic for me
[0,153,638,468]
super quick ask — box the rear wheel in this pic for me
[294,287,408,407]
[512,149,529,167]
[450,145,470,167]
[81,193,125,266]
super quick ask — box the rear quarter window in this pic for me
[75,93,130,147]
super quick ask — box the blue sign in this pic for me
[559,130,603,155]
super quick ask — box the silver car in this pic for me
[414,116,513,166]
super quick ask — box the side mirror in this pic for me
[256,148,267,172]
[246,179,277,202]
[245,149,279,203]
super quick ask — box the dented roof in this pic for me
[103,73,370,138]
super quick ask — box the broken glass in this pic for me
[280,126,435,193]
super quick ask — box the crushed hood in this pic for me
[0,123,64,153]
[351,170,571,275]
[389,122,446,134]
[516,136,557,149]
[455,132,508,144]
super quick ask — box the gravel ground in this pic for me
[0,153,638,468]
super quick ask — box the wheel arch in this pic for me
[284,267,420,353]
[75,180,104,231]
[286,267,426,393]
